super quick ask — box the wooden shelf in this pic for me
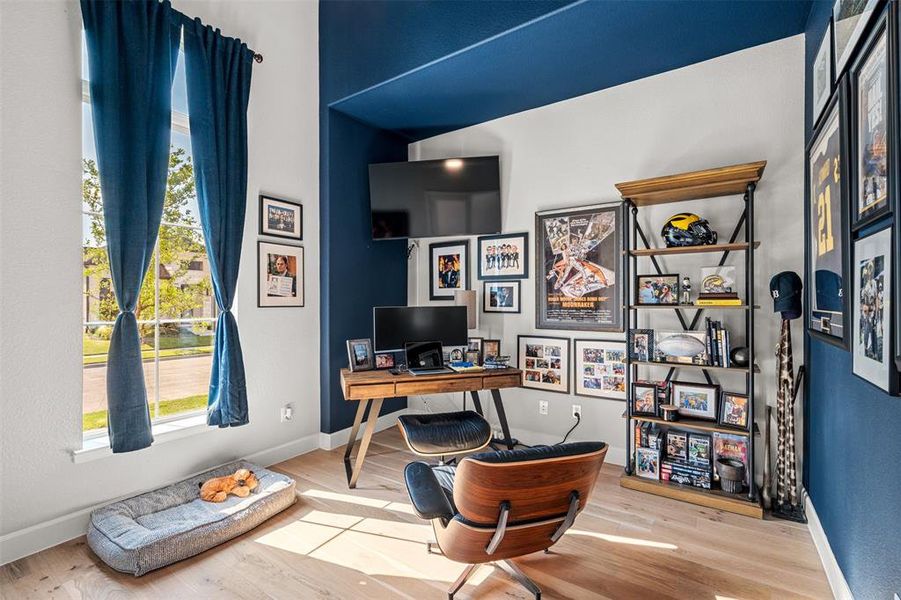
[628,304,759,311]
[620,474,763,518]
[624,412,757,437]
[628,241,760,257]
[615,161,767,206]
[631,360,759,374]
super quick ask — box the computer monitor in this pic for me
[373,306,468,352]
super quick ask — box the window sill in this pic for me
[72,414,211,463]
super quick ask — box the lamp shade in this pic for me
[454,290,477,330]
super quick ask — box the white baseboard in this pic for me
[318,408,410,451]
[805,490,854,600]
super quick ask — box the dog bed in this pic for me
[87,460,296,576]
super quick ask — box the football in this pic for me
[657,333,706,358]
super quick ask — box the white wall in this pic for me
[0,0,319,559]
[407,36,806,469]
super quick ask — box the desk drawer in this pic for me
[396,377,482,396]
[484,373,522,389]
[346,383,396,400]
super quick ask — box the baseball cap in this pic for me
[770,271,803,320]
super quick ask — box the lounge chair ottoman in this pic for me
[87,460,295,576]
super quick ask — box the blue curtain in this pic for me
[81,0,179,452]
[182,18,253,427]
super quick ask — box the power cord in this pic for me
[557,411,581,445]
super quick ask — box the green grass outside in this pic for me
[83,394,207,432]
[83,334,214,365]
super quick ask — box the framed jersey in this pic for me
[806,81,851,349]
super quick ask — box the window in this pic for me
[82,36,216,436]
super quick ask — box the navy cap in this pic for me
[770,271,803,320]
[814,269,843,312]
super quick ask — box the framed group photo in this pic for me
[671,381,719,421]
[477,232,529,280]
[535,203,623,331]
[806,81,850,347]
[635,274,679,305]
[573,339,626,400]
[259,194,302,240]
[258,241,304,307]
[429,240,470,301]
[518,335,570,394]
[483,281,521,313]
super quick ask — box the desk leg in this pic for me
[469,390,484,415]
[490,388,515,450]
[344,398,384,489]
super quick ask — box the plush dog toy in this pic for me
[199,468,259,503]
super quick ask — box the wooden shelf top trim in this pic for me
[619,474,763,518]
[631,360,760,374]
[628,241,760,256]
[615,161,767,206]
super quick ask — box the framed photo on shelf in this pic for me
[518,335,570,394]
[635,274,680,305]
[852,228,899,393]
[483,281,521,313]
[347,338,374,372]
[718,392,750,430]
[806,81,850,347]
[259,194,302,240]
[671,381,719,420]
[631,382,658,416]
[535,203,623,331]
[573,339,627,400]
[375,353,395,370]
[813,21,834,127]
[688,433,712,467]
[666,430,688,461]
[258,241,304,307]
[635,447,660,481]
[628,329,654,362]
[429,240,470,301]
[832,0,879,76]
[482,339,501,361]
[477,232,529,280]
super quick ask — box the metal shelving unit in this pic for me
[615,161,766,518]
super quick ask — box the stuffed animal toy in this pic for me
[199,468,259,502]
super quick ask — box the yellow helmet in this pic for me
[662,213,717,247]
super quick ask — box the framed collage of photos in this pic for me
[477,232,529,280]
[518,335,570,394]
[573,339,626,400]
[535,203,623,332]
[429,240,470,301]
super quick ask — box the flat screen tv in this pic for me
[369,156,501,240]
[373,306,468,352]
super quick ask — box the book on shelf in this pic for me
[696,298,743,306]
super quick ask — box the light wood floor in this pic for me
[1,428,831,599]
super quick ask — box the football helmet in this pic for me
[661,213,718,247]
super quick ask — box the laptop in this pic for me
[405,341,451,375]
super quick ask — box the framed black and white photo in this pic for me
[628,329,654,362]
[631,382,658,416]
[429,240,470,301]
[518,335,570,394]
[477,232,529,280]
[671,381,719,421]
[718,392,750,430]
[806,82,850,347]
[852,13,894,228]
[258,241,304,307]
[259,194,302,240]
[535,203,623,331]
[852,228,898,393]
[833,0,879,75]
[347,338,374,372]
[483,281,521,313]
[813,21,834,126]
[635,274,680,305]
[574,339,626,400]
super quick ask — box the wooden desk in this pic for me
[339,367,522,488]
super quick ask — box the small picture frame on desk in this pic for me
[482,339,501,362]
[347,338,374,372]
[635,274,680,305]
[374,353,395,370]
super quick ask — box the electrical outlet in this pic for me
[572,404,582,419]
[280,404,294,422]
[539,400,549,415]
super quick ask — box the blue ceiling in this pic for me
[330,0,814,140]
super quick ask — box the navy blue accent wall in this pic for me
[803,2,901,597]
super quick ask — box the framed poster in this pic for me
[483,281,521,313]
[518,335,570,394]
[535,203,623,331]
[477,232,529,280]
[258,241,304,307]
[852,14,893,228]
[429,240,469,301]
[833,0,879,75]
[813,21,834,127]
[259,194,302,240]
[852,228,898,393]
[573,339,626,400]
[806,83,850,347]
